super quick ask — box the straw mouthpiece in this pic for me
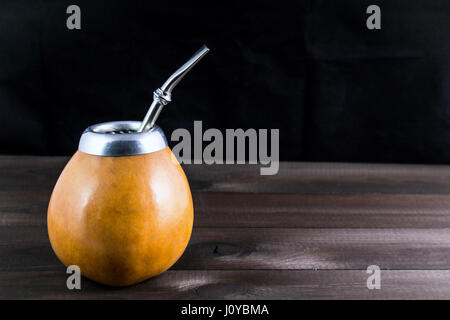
[138,45,210,132]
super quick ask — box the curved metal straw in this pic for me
[137,45,210,132]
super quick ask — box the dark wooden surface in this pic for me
[1,156,450,299]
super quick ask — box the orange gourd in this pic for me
[48,134,193,286]
[48,45,208,286]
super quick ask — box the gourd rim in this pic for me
[78,121,168,157]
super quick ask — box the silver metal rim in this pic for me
[78,121,168,156]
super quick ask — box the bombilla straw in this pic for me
[137,45,210,132]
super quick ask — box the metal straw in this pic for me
[137,45,210,132]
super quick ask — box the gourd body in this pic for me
[47,147,193,286]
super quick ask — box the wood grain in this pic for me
[0,190,450,228]
[2,225,450,271]
[3,156,450,194]
[185,162,450,194]
[2,156,450,299]
[1,270,449,300]
[193,193,450,228]
[3,191,450,228]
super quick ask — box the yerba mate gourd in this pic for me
[48,46,209,286]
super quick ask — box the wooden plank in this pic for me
[178,228,450,270]
[193,193,450,228]
[0,156,67,191]
[1,270,449,300]
[184,162,450,194]
[1,156,450,299]
[3,191,450,228]
[2,226,450,271]
[2,155,450,194]
[0,190,50,226]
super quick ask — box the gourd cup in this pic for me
[47,45,208,286]
[47,121,193,286]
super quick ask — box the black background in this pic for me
[1,0,450,163]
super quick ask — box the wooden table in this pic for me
[1,156,450,299]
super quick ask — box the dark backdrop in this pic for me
[1,0,450,163]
